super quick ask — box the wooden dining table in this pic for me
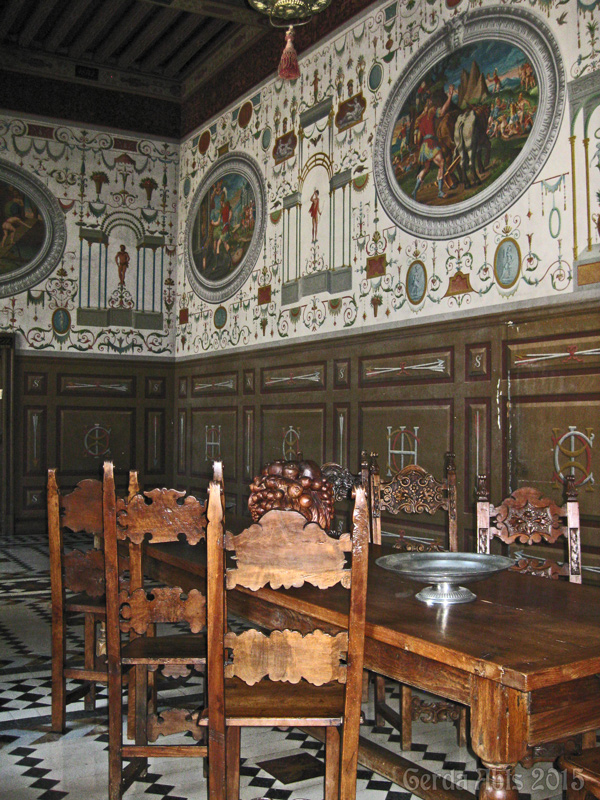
[144,517,600,800]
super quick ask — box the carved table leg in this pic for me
[479,764,519,800]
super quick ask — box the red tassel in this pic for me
[278,26,300,80]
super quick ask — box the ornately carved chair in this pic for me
[48,468,138,734]
[248,457,335,530]
[206,479,370,800]
[477,473,591,764]
[103,461,210,800]
[368,452,466,751]
[321,454,367,536]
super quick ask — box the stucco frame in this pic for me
[373,6,566,239]
[184,152,266,303]
[0,158,66,298]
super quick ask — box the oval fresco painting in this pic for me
[185,153,266,303]
[0,158,66,297]
[374,7,565,239]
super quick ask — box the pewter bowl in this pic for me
[376,551,513,605]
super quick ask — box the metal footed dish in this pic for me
[376,552,513,605]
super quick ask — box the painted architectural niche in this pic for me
[0,158,66,298]
[280,97,355,305]
[374,6,565,239]
[184,152,266,303]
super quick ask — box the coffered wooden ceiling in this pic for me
[0,0,270,104]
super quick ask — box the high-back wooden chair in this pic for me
[367,452,465,750]
[321,453,367,535]
[103,461,209,800]
[478,474,588,764]
[48,468,138,734]
[476,474,582,582]
[206,479,370,800]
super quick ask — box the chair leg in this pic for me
[374,674,386,727]
[361,669,370,703]
[325,725,341,800]
[457,707,468,748]
[108,668,123,800]
[134,665,148,746]
[226,726,241,800]
[401,685,412,751]
[84,613,96,711]
[51,617,66,733]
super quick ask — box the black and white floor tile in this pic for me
[0,534,571,800]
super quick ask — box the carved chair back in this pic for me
[206,481,370,800]
[321,452,367,535]
[48,468,137,734]
[476,475,582,582]
[248,457,334,530]
[103,460,210,796]
[368,452,458,551]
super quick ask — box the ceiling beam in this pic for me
[69,0,126,59]
[117,6,178,68]
[141,14,204,71]
[140,0,269,28]
[162,17,227,78]
[18,0,62,47]
[45,0,97,52]
[94,2,153,61]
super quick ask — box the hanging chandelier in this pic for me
[248,0,333,80]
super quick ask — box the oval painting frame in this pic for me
[373,7,565,239]
[185,152,266,304]
[0,158,66,298]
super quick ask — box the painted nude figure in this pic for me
[1,216,32,248]
[115,244,130,285]
[412,85,455,201]
[309,189,321,241]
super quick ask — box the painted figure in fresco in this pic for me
[412,85,455,200]
[487,68,502,93]
[309,189,322,241]
[1,215,33,248]
[115,244,130,285]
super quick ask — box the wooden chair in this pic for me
[102,461,209,800]
[206,479,370,800]
[48,468,138,734]
[560,748,600,800]
[321,454,366,535]
[476,474,582,582]
[367,452,466,751]
[477,474,590,764]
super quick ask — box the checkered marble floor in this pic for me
[0,533,572,800]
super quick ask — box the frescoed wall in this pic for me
[0,119,178,356]
[176,0,600,354]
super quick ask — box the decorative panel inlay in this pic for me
[261,363,326,393]
[146,377,166,399]
[24,373,47,395]
[261,406,326,465]
[177,410,187,475]
[505,335,600,378]
[146,409,165,474]
[190,408,237,479]
[465,399,491,509]
[25,407,46,476]
[466,343,491,382]
[359,349,453,386]
[58,409,135,475]
[244,407,254,481]
[59,375,135,396]
[192,372,237,395]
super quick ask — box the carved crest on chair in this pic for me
[116,488,207,545]
[381,465,447,516]
[321,463,360,501]
[492,488,563,545]
[248,459,334,530]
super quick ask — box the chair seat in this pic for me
[65,593,107,615]
[122,633,206,665]
[223,677,345,726]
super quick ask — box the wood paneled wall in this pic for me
[175,299,599,563]
[9,300,599,582]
